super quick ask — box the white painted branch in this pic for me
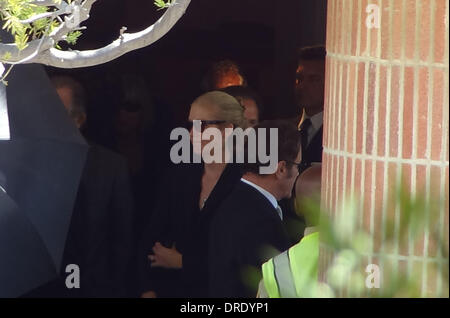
[0,0,191,69]
[34,0,191,68]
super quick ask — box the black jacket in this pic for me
[24,144,135,297]
[299,126,323,174]
[138,163,243,297]
[208,181,290,297]
[64,144,135,297]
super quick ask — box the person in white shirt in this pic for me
[207,120,302,297]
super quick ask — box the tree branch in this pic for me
[0,0,192,69]
[0,0,93,62]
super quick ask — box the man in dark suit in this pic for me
[295,46,326,174]
[51,76,135,297]
[207,120,301,297]
[63,144,135,297]
[278,46,327,242]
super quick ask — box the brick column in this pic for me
[321,0,449,296]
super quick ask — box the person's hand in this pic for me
[141,290,157,298]
[148,242,182,269]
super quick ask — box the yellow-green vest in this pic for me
[262,232,319,298]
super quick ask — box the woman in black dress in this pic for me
[139,91,248,297]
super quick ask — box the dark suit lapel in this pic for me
[305,125,323,162]
[306,125,323,150]
[237,181,282,223]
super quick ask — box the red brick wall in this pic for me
[321,0,449,296]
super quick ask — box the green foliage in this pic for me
[0,0,79,51]
[154,0,172,11]
[242,180,449,298]
[0,0,171,52]
[65,30,81,45]
[2,51,11,60]
[2,0,52,50]
[299,181,449,298]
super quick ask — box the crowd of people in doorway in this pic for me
[27,45,327,298]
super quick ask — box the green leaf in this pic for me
[2,52,12,61]
[154,0,172,10]
[65,30,82,45]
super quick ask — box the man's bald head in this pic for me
[295,164,322,228]
[295,164,322,199]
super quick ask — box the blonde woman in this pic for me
[139,91,247,298]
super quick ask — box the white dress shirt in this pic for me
[240,178,283,220]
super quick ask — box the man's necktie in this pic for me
[276,205,283,220]
[299,118,312,151]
